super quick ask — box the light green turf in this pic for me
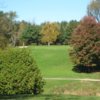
[29,45,100,79]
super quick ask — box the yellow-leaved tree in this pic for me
[41,22,60,46]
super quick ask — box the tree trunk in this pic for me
[48,42,50,46]
[23,42,25,46]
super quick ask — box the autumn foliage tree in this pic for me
[70,16,100,72]
[41,22,60,45]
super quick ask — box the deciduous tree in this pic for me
[41,22,60,45]
[0,11,16,48]
[70,16,100,72]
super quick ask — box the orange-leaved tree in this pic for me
[70,16,100,72]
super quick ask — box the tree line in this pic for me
[0,11,79,48]
[1,0,100,48]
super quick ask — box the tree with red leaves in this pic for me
[70,16,100,72]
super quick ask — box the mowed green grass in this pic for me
[30,45,100,79]
[27,45,100,99]
[30,45,72,77]
[1,94,100,100]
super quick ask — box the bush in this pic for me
[0,48,45,95]
[70,16,100,72]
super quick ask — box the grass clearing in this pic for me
[28,45,100,98]
[29,45,100,79]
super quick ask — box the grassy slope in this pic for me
[27,45,100,99]
[30,45,100,79]
[30,45,71,77]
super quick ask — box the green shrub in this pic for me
[0,48,45,95]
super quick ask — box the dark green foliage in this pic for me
[20,25,41,45]
[56,21,68,44]
[70,16,100,72]
[64,20,79,44]
[56,21,79,45]
[0,48,44,95]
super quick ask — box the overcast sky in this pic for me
[0,0,90,24]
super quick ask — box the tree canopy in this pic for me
[0,11,17,48]
[70,16,100,72]
[0,10,79,47]
[41,22,60,45]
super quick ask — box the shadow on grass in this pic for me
[0,94,33,99]
[0,94,80,100]
[72,65,100,73]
